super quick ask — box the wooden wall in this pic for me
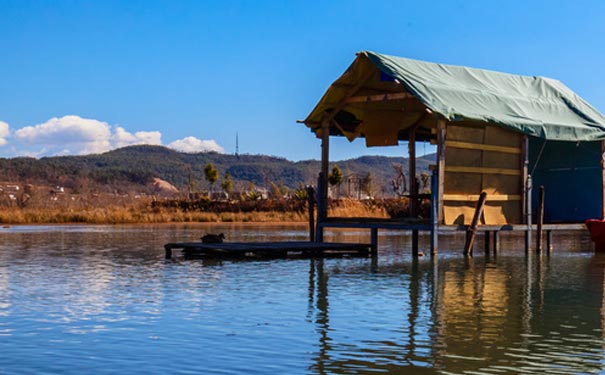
[443,123,523,225]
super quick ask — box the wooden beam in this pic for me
[322,68,375,125]
[345,92,415,103]
[463,192,488,256]
[445,140,521,154]
[444,166,521,176]
[443,194,521,202]
[436,119,446,223]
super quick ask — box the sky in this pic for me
[1,0,604,161]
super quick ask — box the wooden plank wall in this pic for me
[442,123,523,225]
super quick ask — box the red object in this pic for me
[585,219,605,252]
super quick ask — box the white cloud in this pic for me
[112,126,162,148]
[8,115,224,157]
[168,136,224,153]
[14,115,112,154]
[0,121,9,146]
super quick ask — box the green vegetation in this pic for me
[0,145,435,197]
[204,163,219,191]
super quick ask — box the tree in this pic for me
[390,164,407,198]
[204,163,219,192]
[221,172,233,195]
[328,164,343,198]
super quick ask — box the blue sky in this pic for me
[1,0,604,160]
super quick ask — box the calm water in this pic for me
[1,224,604,374]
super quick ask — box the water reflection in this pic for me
[306,251,605,374]
[0,225,604,374]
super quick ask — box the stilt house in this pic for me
[300,51,605,252]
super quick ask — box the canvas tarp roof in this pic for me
[303,51,605,143]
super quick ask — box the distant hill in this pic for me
[0,145,435,197]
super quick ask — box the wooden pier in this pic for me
[164,241,372,259]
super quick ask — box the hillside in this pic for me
[0,145,435,197]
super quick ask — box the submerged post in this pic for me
[370,227,378,257]
[463,192,487,256]
[307,186,315,242]
[536,185,545,253]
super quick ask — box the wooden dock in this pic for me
[164,241,372,259]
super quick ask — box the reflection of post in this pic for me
[405,258,420,361]
[315,259,331,372]
[522,250,533,348]
[430,255,442,368]
[307,259,315,320]
[536,252,545,312]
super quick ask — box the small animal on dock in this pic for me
[201,233,225,243]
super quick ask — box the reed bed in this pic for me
[0,197,416,225]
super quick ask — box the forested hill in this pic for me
[0,145,435,196]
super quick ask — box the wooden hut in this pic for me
[300,51,605,254]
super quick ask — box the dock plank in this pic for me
[165,241,372,259]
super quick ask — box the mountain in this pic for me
[0,145,435,196]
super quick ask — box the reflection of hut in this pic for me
[300,51,605,253]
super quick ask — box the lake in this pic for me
[0,223,604,374]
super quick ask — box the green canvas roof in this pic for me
[303,51,605,142]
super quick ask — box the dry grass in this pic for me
[0,197,415,224]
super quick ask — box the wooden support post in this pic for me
[430,168,439,256]
[320,121,330,220]
[436,119,447,223]
[164,245,172,259]
[316,174,325,243]
[521,135,529,224]
[409,130,417,218]
[315,120,330,244]
[370,228,378,257]
[525,175,533,254]
[602,140,605,219]
[536,185,545,253]
[412,230,419,257]
[484,231,491,256]
[463,192,488,256]
[546,230,553,254]
[307,186,315,242]
[493,231,499,255]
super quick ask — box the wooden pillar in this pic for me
[536,185,545,254]
[525,175,533,254]
[307,186,315,242]
[522,135,532,254]
[320,120,330,218]
[493,231,499,255]
[602,140,605,219]
[370,227,378,257]
[409,129,417,217]
[430,168,439,256]
[484,231,491,256]
[521,135,529,224]
[436,119,447,223]
[316,121,330,243]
